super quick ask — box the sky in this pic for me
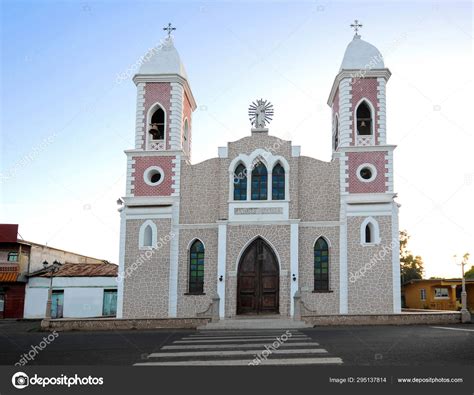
[1,0,472,278]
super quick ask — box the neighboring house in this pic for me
[24,263,118,319]
[118,29,401,320]
[403,279,474,312]
[0,224,111,319]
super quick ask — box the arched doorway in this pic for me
[237,238,279,315]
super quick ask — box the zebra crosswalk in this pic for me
[134,329,343,366]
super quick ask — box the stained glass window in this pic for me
[272,163,285,200]
[189,240,205,293]
[233,164,247,200]
[314,237,329,291]
[251,162,267,200]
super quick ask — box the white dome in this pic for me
[136,37,188,80]
[340,35,384,71]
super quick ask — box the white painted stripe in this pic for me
[184,335,308,340]
[135,357,343,366]
[174,337,307,344]
[191,331,303,336]
[162,342,319,350]
[430,326,474,333]
[147,348,328,358]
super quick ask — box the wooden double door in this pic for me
[237,238,279,315]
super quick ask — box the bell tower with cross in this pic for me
[327,21,400,315]
[126,23,196,199]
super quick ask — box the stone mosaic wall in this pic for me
[176,227,218,317]
[122,218,172,318]
[298,226,340,315]
[347,215,394,314]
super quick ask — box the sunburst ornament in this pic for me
[248,99,274,128]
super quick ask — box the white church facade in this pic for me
[116,26,401,320]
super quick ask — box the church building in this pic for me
[117,24,401,320]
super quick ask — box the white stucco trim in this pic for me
[143,166,165,187]
[290,223,299,317]
[339,196,348,314]
[135,82,145,149]
[138,219,158,250]
[392,202,401,313]
[356,163,377,183]
[217,222,227,318]
[360,216,381,245]
[145,101,167,150]
[338,78,352,148]
[377,77,387,145]
[116,210,126,318]
[169,83,184,150]
[168,201,180,317]
[218,146,228,158]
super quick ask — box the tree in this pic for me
[400,230,424,284]
[463,253,473,279]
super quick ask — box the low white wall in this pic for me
[24,277,117,319]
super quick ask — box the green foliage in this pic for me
[400,230,424,284]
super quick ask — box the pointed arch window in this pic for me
[189,240,205,294]
[365,223,372,243]
[143,226,153,247]
[272,163,285,200]
[356,101,372,135]
[361,217,380,245]
[233,163,247,201]
[251,162,268,200]
[334,115,339,149]
[139,220,157,249]
[314,237,329,291]
[149,106,165,140]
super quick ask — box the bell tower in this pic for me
[117,25,196,319]
[328,21,400,315]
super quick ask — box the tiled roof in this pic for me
[0,272,19,282]
[37,263,118,278]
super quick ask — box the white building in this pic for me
[24,263,118,319]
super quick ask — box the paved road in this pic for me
[0,320,472,366]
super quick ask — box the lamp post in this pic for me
[454,254,471,323]
[43,260,61,321]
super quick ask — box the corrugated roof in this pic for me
[37,263,118,278]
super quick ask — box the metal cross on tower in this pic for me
[350,19,363,35]
[163,22,176,38]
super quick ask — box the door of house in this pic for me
[51,290,64,319]
[237,238,279,315]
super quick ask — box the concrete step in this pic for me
[198,318,311,330]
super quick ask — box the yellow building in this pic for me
[403,279,474,312]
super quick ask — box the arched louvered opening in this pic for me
[149,106,165,140]
[356,100,372,136]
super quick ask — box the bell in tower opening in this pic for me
[149,106,165,140]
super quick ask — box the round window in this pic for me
[360,167,372,180]
[143,166,164,186]
[356,163,377,183]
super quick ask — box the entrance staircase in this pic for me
[198,315,311,330]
